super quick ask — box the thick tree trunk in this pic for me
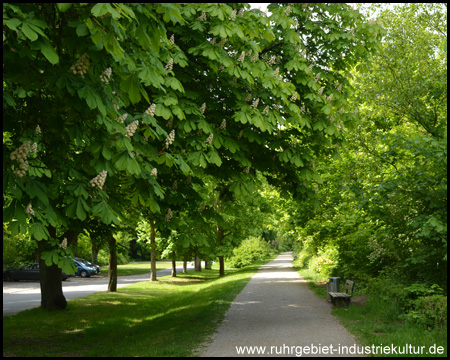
[171,251,177,277]
[218,225,225,277]
[38,244,67,310]
[108,231,117,292]
[150,219,157,281]
[37,227,78,310]
[183,259,187,274]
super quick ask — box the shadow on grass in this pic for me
[3,258,274,357]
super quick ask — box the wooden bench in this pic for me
[328,280,355,308]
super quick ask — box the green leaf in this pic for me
[120,75,141,104]
[102,145,111,160]
[208,150,222,166]
[76,198,88,221]
[57,3,72,12]
[39,40,59,64]
[91,3,111,17]
[165,77,184,92]
[91,201,120,225]
[321,104,332,115]
[21,23,38,41]
[113,151,130,171]
[30,222,49,241]
[199,153,207,168]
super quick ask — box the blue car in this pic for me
[74,257,101,274]
[70,258,97,278]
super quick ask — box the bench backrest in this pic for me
[344,280,355,296]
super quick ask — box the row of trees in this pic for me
[290,3,447,291]
[3,3,380,309]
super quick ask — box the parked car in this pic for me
[3,263,70,282]
[70,258,97,278]
[74,257,101,274]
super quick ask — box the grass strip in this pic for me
[99,261,185,276]
[3,257,275,357]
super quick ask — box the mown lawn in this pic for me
[99,260,185,276]
[3,258,275,357]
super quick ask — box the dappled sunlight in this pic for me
[61,328,85,334]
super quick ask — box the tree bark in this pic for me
[171,251,177,277]
[37,227,78,310]
[183,259,187,274]
[107,230,117,292]
[218,225,225,277]
[91,237,101,265]
[194,253,202,272]
[38,241,67,310]
[150,219,157,281]
[205,258,211,270]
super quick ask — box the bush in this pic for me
[404,295,447,330]
[228,237,272,268]
[308,245,339,278]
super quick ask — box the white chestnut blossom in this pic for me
[59,237,68,250]
[125,120,139,138]
[230,9,237,21]
[237,51,245,63]
[251,98,259,109]
[10,141,31,178]
[100,67,112,84]
[145,103,156,116]
[165,58,174,71]
[165,208,173,222]
[165,130,175,147]
[205,133,214,145]
[198,12,207,21]
[26,203,34,216]
[90,170,107,190]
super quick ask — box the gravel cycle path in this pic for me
[197,253,362,357]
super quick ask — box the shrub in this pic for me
[405,295,447,330]
[228,237,272,268]
[308,245,339,277]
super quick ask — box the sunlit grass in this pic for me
[99,260,185,276]
[3,257,276,357]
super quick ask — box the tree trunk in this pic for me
[91,237,101,265]
[183,259,187,274]
[38,240,67,310]
[218,225,225,277]
[194,253,202,272]
[205,258,212,270]
[37,226,78,310]
[171,251,177,277]
[108,230,117,292]
[150,219,157,281]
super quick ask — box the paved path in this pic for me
[198,253,361,357]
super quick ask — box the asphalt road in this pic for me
[3,264,195,317]
[197,253,361,357]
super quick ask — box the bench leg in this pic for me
[332,297,351,308]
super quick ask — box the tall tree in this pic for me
[3,3,379,309]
